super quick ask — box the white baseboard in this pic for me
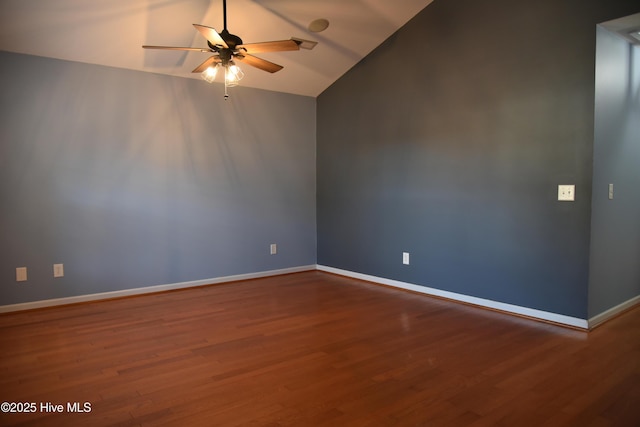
[0,265,316,313]
[7,264,630,331]
[588,295,640,329]
[316,265,589,329]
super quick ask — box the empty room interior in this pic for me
[1,0,639,425]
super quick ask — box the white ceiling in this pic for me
[0,0,435,97]
[601,12,640,46]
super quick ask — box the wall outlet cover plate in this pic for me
[558,185,575,201]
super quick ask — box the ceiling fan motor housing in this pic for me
[215,48,233,65]
[207,30,244,65]
[221,30,243,49]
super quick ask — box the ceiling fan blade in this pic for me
[236,54,283,73]
[193,24,228,49]
[143,45,211,52]
[192,56,221,73]
[237,39,299,54]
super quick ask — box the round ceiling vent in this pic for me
[308,18,329,33]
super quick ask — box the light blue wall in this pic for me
[0,51,317,306]
[317,0,639,319]
[589,28,640,317]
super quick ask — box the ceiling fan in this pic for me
[143,0,301,99]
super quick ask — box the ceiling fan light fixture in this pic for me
[201,64,219,83]
[225,62,244,87]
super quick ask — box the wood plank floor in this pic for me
[0,271,638,426]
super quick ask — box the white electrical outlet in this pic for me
[16,267,27,282]
[53,263,64,278]
[608,184,614,200]
[270,244,277,255]
[558,185,575,201]
[402,252,410,265]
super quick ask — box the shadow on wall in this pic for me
[0,52,316,306]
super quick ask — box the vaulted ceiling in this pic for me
[0,0,435,97]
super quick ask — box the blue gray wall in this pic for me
[589,28,640,317]
[317,0,639,319]
[0,51,316,306]
[2,1,638,318]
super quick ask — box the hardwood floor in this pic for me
[0,271,638,426]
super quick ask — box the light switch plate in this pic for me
[53,263,64,278]
[558,185,575,201]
